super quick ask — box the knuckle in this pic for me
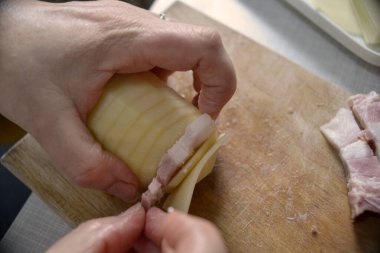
[69,144,105,188]
[71,170,94,188]
[201,28,223,49]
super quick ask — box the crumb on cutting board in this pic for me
[311,225,318,236]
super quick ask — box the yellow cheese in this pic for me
[164,131,218,192]
[312,0,361,35]
[163,134,228,213]
[351,0,380,44]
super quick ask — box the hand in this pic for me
[46,204,227,253]
[46,203,146,253]
[0,0,236,201]
[139,207,227,253]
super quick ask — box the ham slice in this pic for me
[141,113,215,210]
[321,104,380,218]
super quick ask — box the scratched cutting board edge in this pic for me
[1,2,379,253]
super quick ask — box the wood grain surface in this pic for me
[2,2,380,252]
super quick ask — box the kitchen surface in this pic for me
[1,0,380,252]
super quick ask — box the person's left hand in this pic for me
[46,203,145,253]
[46,204,227,253]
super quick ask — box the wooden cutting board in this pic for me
[2,2,380,252]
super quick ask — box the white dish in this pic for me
[285,0,380,67]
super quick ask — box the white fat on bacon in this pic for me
[320,108,363,149]
[321,103,380,218]
[348,91,380,127]
[141,113,215,210]
[340,140,373,161]
[348,178,380,216]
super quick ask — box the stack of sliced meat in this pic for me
[321,91,380,218]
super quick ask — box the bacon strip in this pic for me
[141,114,215,210]
[321,105,380,218]
[320,108,363,149]
[349,91,380,158]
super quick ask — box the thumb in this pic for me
[144,207,227,253]
[32,103,139,202]
[46,203,145,253]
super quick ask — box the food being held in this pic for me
[321,92,380,218]
[141,113,216,210]
[87,72,225,212]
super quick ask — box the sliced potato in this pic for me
[88,72,225,212]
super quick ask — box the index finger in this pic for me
[101,18,236,118]
[142,22,236,118]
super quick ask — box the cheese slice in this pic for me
[162,134,228,213]
[312,0,361,35]
[351,0,380,44]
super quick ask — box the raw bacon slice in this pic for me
[348,176,380,216]
[340,140,373,161]
[141,114,215,210]
[321,105,380,218]
[348,91,380,128]
[349,91,380,157]
[320,108,363,149]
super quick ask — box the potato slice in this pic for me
[88,72,201,187]
[88,72,225,212]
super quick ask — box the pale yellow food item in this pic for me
[87,72,224,212]
[163,134,228,213]
[351,0,380,44]
[88,73,201,187]
[164,132,218,192]
[312,0,361,35]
